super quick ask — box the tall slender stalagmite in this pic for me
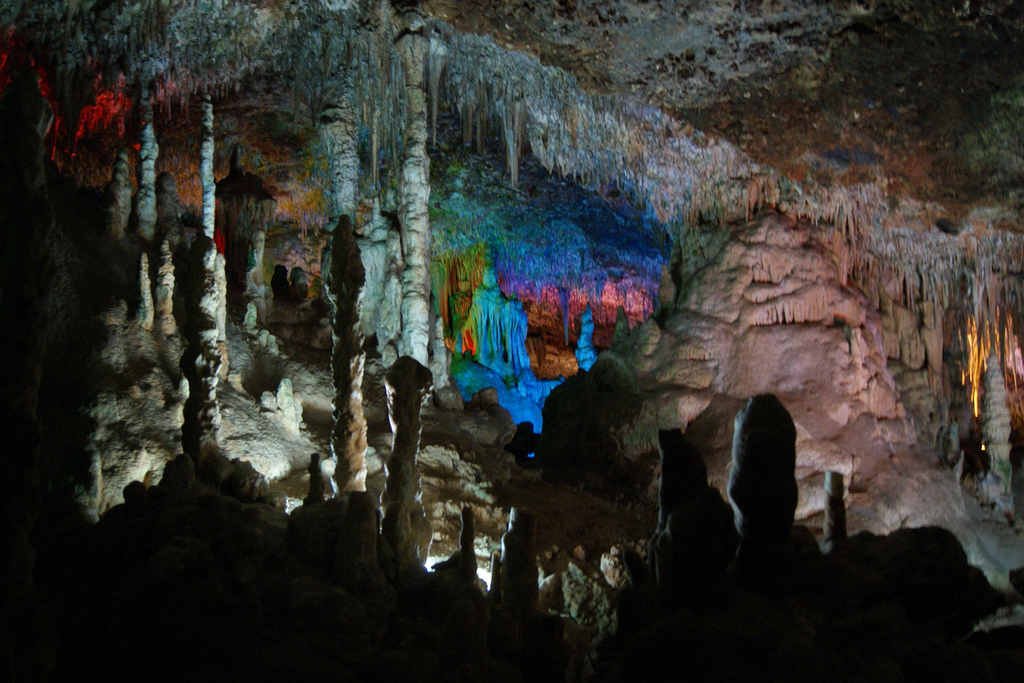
[135,85,158,243]
[181,234,223,466]
[395,8,432,366]
[103,149,131,239]
[0,68,56,681]
[181,96,222,468]
[330,215,368,492]
[381,356,434,581]
[136,253,154,331]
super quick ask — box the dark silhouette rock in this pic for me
[728,394,798,585]
[271,265,289,300]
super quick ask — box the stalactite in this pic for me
[396,9,432,367]
[330,215,367,493]
[0,69,55,681]
[200,95,215,240]
[134,84,158,243]
[318,96,359,225]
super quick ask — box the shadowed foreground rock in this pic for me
[601,404,1018,683]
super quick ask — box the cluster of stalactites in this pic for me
[852,225,1024,415]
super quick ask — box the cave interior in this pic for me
[5,1,1024,680]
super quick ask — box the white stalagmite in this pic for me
[181,95,223,466]
[155,240,176,335]
[104,149,132,239]
[201,96,216,239]
[135,87,158,243]
[215,251,229,377]
[136,253,154,331]
[982,353,1013,513]
[396,9,431,367]
[318,96,360,226]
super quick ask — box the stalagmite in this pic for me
[304,453,326,506]
[154,171,185,251]
[136,252,154,331]
[430,316,462,409]
[134,86,158,243]
[499,507,539,620]
[214,146,276,289]
[0,68,56,681]
[728,394,798,585]
[377,222,404,365]
[821,471,847,554]
[155,240,176,335]
[318,97,360,225]
[181,233,223,467]
[247,230,266,300]
[396,9,432,366]
[487,550,502,606]
[982,354,1014,515]
[380,356,434,580]
[103,149,131,239]
[215,252,228,377]
[181,97,222,469]
[330,215,368,493]
[575,304,598,372]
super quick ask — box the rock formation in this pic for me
[981,353,1013,516]
[356,198,388,336]
[154,171,185,251]
[215,146,275,289]
[330,215,367,493]
[102,149,131,239]
[136,253,154,331]
[575,304,598,372]
[200,96,215,240]
[380,355,434,581]
[377,222,404,366]
[728,394,799,584]
[499,507,539,621]
[821,470,847,554]
[304,453,327,506]
[154,240,176,335]
[180,232,223,468]
[396,8,432,367]
[647,430,737,611]
[133,86,158,243]
[318,98,359,224]
[430,316,462,410]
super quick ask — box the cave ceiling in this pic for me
[5,0,1024,231]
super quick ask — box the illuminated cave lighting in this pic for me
[425,553,492,591]
[960,312,1024,419]
[72,75,131,151]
